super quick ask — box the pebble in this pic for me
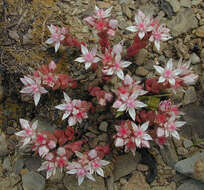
[99,121,108,132]
[0,135,9,157]
[180,0,192,8]
[119,178,127,185]
[137,163,149,172]
[166,0,180,12]
[167,8,198,37]
[135,67,149,76]
[63,175,106,190]
[177,147,188,156]
[3,157,12,172]
[195,25,204,38]
[22,171,45,190]
[190,53,200,64]
[121,171,150,190]
[135,49,148,66]
[13,158,24,175]
[8,30,20,41]
[24,157,41,171]
[113,152,141,181]
[177,179,204,190]
[183,138,193,149]
[183,86,197,105]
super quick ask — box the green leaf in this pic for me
[115,111,123,118]
[146,96,160,110]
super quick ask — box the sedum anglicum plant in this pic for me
[16,6,198,185]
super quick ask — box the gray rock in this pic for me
[24,157,42,171]
[9,30,19,41]
[99,121,108,132]
[3,157,12,172]
[33,117,57,133]
[22,171,45,190]
[113,152,141,181]
[192,0,202,5]
[180,0,192,8]
[160,140,178,167]
[166,0,181,12]
[13,158,24,174]
[0,135,9,157]
[121,171,150,190]
[182,105,204,139]
[183,86,197,105]
[167,8,198,37]
[177,179,204,190]
[63,175,106,190]
[174,152,204,179]
[190,53,200,64]
[183,138,193,149]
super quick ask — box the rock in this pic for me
[23,33,33,45]
[137,164,149,172]
[113,152,141,181]
[119,178,127,185]
[160,140,178,167]
[180,0,192,8]
[166,0,180,12]
[13,158,24,175]
[24,157,41,171]
[135,67,149,76]
[8,30,19,41]
[106,175,114,190]
[33,117,57,133]
[63,175,106,190]
[190,53,200,64]
[0,134,9,157]
[175,152,204,182]
[177,179,204,190]
[182,105,204,138]
[49,168,64,183]
[183,86,197,105]
[99,121,108,132]
[183,138,193,149]
[167,8,198,37]
[177,147,188,156]
[151,182,176,190]
[3,157,12,172]
[121,171,150,190]
[192,0,202,5]
[22,171,45,190]
[135,49,148,66]
[194,159,204,182]
[195,25,204,38]
[85,132,97,138]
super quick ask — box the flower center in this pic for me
[126,99,135,108]
[169,123,176,131]
[164,70,172,78]
[84,53,94,62]
[114,63,120,70]
[78,168,86,176]
[52,33,61,41]
[136,130,143,137]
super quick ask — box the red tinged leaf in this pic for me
[65,126,75,141]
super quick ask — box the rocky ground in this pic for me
[0,0,204,189]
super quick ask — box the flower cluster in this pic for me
[154,59,198,90]
[67,148,110,185]
[15,119,85,179]
[101,43,132,80]
[20,61,77,106]
[127,9,171,51]
[55,92,92,126]
[88,86,113,106]
[113,75,147,120]
[45,25,84,52]
[84,6,118,51]
[114,120,152,155]
[16,5,199,186]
